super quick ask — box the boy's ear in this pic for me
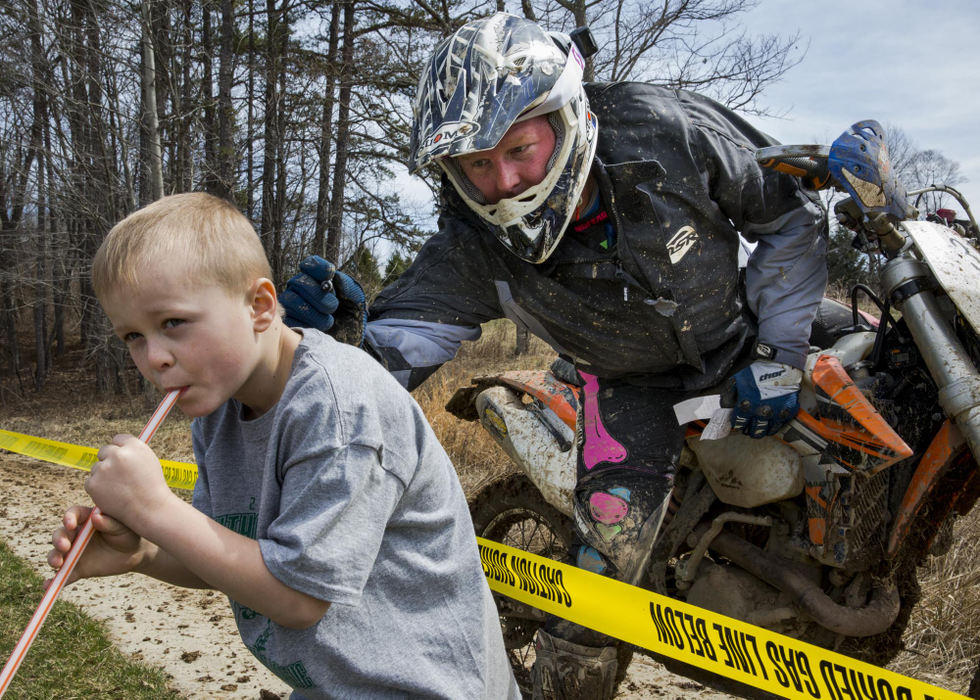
[250,278,279,332]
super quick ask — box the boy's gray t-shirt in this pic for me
[191,330,517,699]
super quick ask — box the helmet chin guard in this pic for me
[409,12,598,263]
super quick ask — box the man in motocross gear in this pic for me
[281,12,827,699]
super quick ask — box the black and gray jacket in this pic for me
[367,82,827,391]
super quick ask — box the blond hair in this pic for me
[92,192,271,301]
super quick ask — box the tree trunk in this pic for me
[246,0,256,218]
[200,0,219,195]
[31,49,50,390]
[65,0,121,392]
[216,0,236,199]
[313,0,341,258]
[325,0,355,264]
[0,221,21,380]
[260,0,289,282]
[141,0,164,202]
[174,0,194,192]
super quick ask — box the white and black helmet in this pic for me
[409,13,598,263]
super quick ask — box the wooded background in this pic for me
[0,0,963,397]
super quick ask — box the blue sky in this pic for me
[742,0,980,218]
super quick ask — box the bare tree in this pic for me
[524,0,805,114]
[0,0,816,392]
[314,1,342,258]
[141,0,165,201]
[885,124,965,214]
[259,0,291,281]
[325,0,356,264]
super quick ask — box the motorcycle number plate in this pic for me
[903,220,980,336]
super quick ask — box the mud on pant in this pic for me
[546,371,689,648]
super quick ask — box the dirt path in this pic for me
[0,454,291,699]
[0,453,736,699]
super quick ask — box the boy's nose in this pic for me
[145,339,175,369]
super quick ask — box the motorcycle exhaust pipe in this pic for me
[699,527,901,637]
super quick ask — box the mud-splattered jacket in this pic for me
[367,82,827,391]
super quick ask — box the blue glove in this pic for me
[728,360,802,439]
[281,255,367,346]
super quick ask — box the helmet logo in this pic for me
[667,226,699,264]
[418,120,481,158]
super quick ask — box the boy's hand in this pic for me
[47,505,144,585]
[86,434,174,531]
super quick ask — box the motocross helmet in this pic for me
[408,12,598,263]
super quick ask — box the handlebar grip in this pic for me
[756,145,833,191]
[761,157,832,190]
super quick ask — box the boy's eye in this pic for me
[163,318,185,330]
[122,332,143,344]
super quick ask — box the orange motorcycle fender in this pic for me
[886,420,966,559]
[493,370,579,429]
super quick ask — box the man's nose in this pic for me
[494,162,523,200]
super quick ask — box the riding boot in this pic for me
[531,629,618,700]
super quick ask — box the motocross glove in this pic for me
[727,360,802,439]
[280,255,367,347]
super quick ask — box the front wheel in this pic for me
[470,473,574,692]
[469,472,634,696]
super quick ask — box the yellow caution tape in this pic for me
[477,537,966,700]
[0,429,198,490]
[0,427,965,698]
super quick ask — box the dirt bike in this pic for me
[447,121,980,697]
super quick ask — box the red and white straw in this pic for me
[0,388,183,697]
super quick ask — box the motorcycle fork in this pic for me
[881,256,980,465]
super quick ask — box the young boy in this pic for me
[48,192,518,698]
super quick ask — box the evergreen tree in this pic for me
[347,245,384,301]
[382,251,412,286]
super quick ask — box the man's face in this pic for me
[455,116,556,204]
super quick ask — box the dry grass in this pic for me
[0,320,554,500]
[411,319,557,496]
[0,348,196,464]
[2,321,979,693]
[888,511,980,691]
